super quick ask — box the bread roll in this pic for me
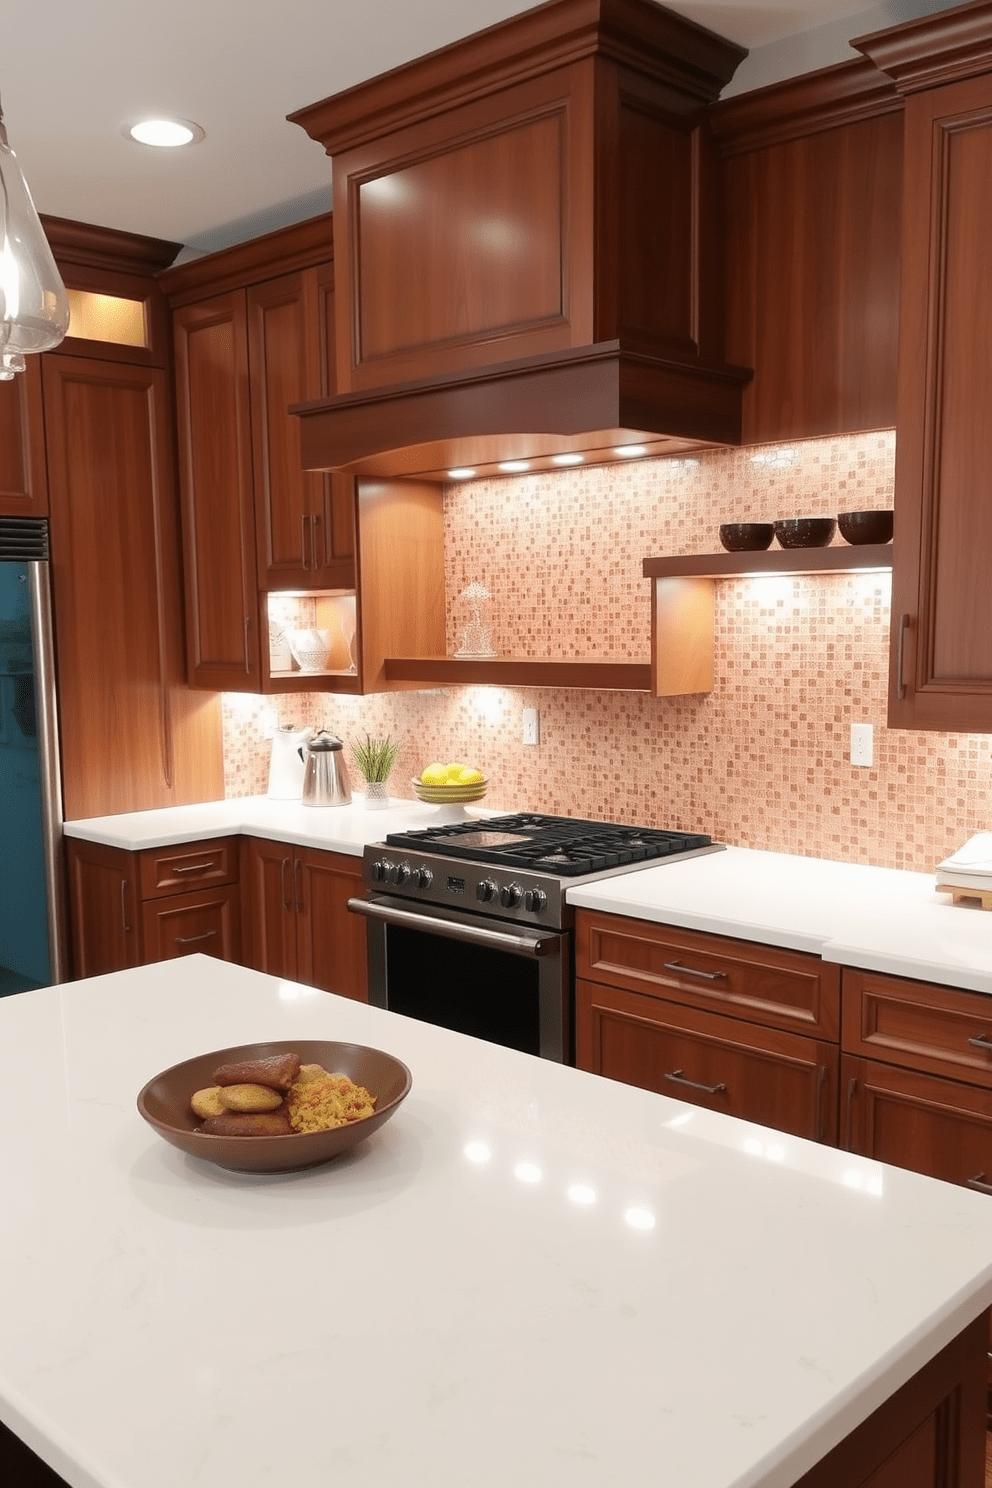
[218,1083,284,1113]
[190,1086,226,1119]
[202,1110,293,1137]
[212,1053,301,1090]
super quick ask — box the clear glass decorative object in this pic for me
[363,780,390,809]
[454,581,497,659]
[0,101,70,377]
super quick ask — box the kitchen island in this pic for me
[1,956,991,1488]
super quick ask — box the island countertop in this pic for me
[2,956,992,1488]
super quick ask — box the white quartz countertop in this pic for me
[567,845,992,995]
[62,794,468,854]
[3,956,992,1488]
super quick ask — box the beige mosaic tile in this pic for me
[222,430,992,876]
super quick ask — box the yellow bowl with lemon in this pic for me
[413,762,488,804]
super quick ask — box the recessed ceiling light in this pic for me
[552,453,583,466]
[614,444,648,458]
[125,118,204,148]
[498,460,530,473]
[447,467,476,479]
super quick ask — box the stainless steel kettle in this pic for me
[301,732,352,807]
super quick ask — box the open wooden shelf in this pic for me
[643,543,894,698]
[383,656,652,691]
[642,543,893,580]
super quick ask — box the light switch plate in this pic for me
[523,707,539,746]
[851,723,873,767]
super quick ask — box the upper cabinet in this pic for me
[855,6,992,731]
[0,361,47,518]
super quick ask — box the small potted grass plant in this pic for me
[351,734,401,809]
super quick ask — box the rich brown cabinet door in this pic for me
[42,354,223,819]
[576,976,838,1141]
[242,837,368,1001]
[0,361,48,517]
[66,837,240,977]
[887,72,992,730]
[247,266,354,592]
[172,293,261,690]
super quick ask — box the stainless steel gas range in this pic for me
[347,813,722,1063]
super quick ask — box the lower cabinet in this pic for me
[66,837,241,978]
[575,910,840,1142]
[241,836,367,1001]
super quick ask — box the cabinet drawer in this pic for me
[842,969,992,1090]
[843,1054,992,1195]
[576,977,838,1143]
[575,910,839,1040]
[138,837,239,898]
[140,884,241,964]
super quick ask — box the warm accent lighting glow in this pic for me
[447,467,476,479]
[614,444,647,458]
[127,118,203,148]
[498,460,530,473]
[552,453,584,466]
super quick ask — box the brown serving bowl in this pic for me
[837,509,894,545]
[718,522,774,552]
[137,1039,412,1173]
[773,517,836,549]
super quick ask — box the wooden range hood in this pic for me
[289,0,752,480]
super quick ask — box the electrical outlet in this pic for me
[523,707,540,746]
[850,723,874,768]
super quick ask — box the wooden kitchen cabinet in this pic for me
[66,837,241,978]
[575,910,840,1141]
[850,19,992,731]
[0,360,47,517]
[241,836,367,1001]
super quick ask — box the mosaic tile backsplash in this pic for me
[222,431,992,875]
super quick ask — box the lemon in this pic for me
[457,767,484,784]
[421,763,448,786]
[444,762,465,783]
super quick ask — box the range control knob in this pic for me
[476,878,499,904]
[416,866,434,889]
[388,861,412,886]
[524,888,548,912]
[371,858,390,883]
[500,882,522,909]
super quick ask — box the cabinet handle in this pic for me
[662,959,727,982]
[815,1063,828,1144]
[664,1068,727,1096]
[301,515,310,571]
[243,615,251,674]
[967,1173,992,1196]
[294,857,304,914]
[280,857,292,912]
[174,929,217,947]
[311,513,322,570]
[843,1075,857,1151]
[120,880,131,934]
[895,612,910,701]
[967,1033,992,1051]
[172,861,215,875]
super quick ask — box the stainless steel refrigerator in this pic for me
[0,517,66,993]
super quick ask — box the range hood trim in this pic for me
[293,340,752,475]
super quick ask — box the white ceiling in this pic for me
[0,0,961,256]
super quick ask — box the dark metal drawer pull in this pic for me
[662,960,727,982]
[664,1068,727,1096]
[172,861,215,875]
[967,1173,992,1196]
[174,929,218,947]
[896,612,910,701]
[967,1033,992,1050]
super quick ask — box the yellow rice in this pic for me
[285,1067,377,1133]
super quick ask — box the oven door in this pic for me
[348,894,570,1062]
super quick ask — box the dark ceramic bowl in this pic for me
[719,522,775,552]
[137,1039,412,1173]
[837,509,894,545]
[773,517,836,549]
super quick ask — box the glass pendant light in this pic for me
[0,95,69,380]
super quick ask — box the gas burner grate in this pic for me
[385,814,712,876]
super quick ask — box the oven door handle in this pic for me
[347,896,559,958]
